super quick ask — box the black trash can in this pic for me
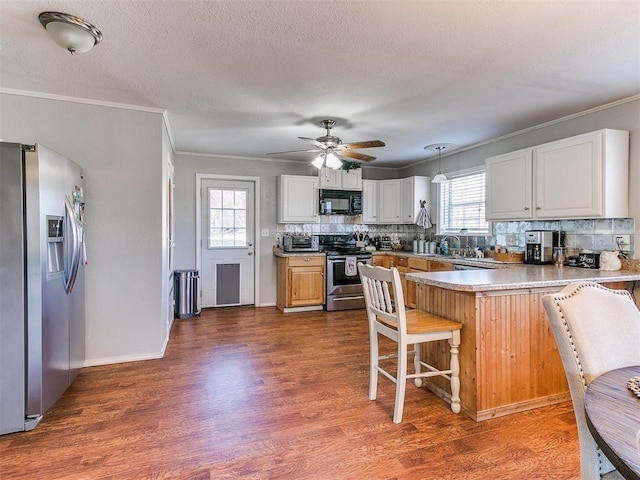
[174,270,201,318]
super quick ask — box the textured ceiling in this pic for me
[1,0,639,168]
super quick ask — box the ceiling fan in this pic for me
[267,119,385,168]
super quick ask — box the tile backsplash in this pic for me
[276,216,635,256]
[493,218,634,254]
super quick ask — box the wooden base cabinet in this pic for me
[276,256,325,312]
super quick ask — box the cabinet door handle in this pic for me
[536,207,541,210]
[304,258,310,261]
[524,207,530,211]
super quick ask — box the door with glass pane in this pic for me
[201,179,255,308]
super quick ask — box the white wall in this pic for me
[0,92,169,365]
[402,98,640,258]
[172,155,313,305]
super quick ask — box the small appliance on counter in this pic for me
[524,230,559,264]
[379,236,392,251]
[283,234,320,252]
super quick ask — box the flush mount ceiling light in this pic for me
[312,149,343,170]
[38,11,103,54]
[424,143,455,183]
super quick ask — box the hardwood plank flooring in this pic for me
[0,307,580,479]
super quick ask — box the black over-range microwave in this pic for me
[319,189,362,215]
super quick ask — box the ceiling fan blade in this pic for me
[338,150,376,162]
[298,137,328,149]
[266,149,322,155]
[343,140,386,149]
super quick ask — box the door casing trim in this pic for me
[195,173,261,307]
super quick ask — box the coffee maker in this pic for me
[524,230,558,264]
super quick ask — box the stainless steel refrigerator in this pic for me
[0,142,85,435]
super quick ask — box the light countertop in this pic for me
[406,265,640,292]
[273,247,325,258]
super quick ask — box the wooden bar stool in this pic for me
[358,263,462,423]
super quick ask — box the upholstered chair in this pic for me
[542,281,640,480]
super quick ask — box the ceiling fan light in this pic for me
[311,155,325,169]
[432,172,448,183]
[325,152,342,169]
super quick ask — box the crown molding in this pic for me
[0,87,166,114]
[401,93,640,170]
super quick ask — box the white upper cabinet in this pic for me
[361,180,378,224]
[318,167,362,190]
[535,130,628,219]
[318,168,341,188]
[485,129,629,221]
[278,175,319,223]
[377,179,403,224]
[485,149,534,220]
[401,176,430,224]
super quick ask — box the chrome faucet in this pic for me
[439,235,460,255]
[441,235,460,249]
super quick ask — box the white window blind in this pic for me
[438,170,488,234]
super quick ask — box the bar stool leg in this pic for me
[449,331,461,414]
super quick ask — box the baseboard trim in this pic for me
[83,351,164,367]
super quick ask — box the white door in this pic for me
[201,179,255,308]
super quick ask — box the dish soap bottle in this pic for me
[440,240,449,255]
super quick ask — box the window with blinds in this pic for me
[438,169,488,234]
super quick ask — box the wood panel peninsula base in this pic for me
[406,266,640,422]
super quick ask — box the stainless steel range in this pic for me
[320,235,372,311]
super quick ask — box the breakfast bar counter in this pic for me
[406,264,640,292]
[405,266,640,421]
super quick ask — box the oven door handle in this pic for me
[332,295,365,301]
[329,258,372,263]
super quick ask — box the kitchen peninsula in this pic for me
[406,265,640,421]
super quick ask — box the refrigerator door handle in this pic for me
[63,196,80,294]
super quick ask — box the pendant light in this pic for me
[424,143,454,183]
[39,12,102,55]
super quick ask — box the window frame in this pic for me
[436,167,489,235]
[206,187,249,249]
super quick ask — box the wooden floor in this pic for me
[1,307,581,479]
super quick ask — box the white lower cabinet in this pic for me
[278,175,319,223]
[485,129,629,221]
